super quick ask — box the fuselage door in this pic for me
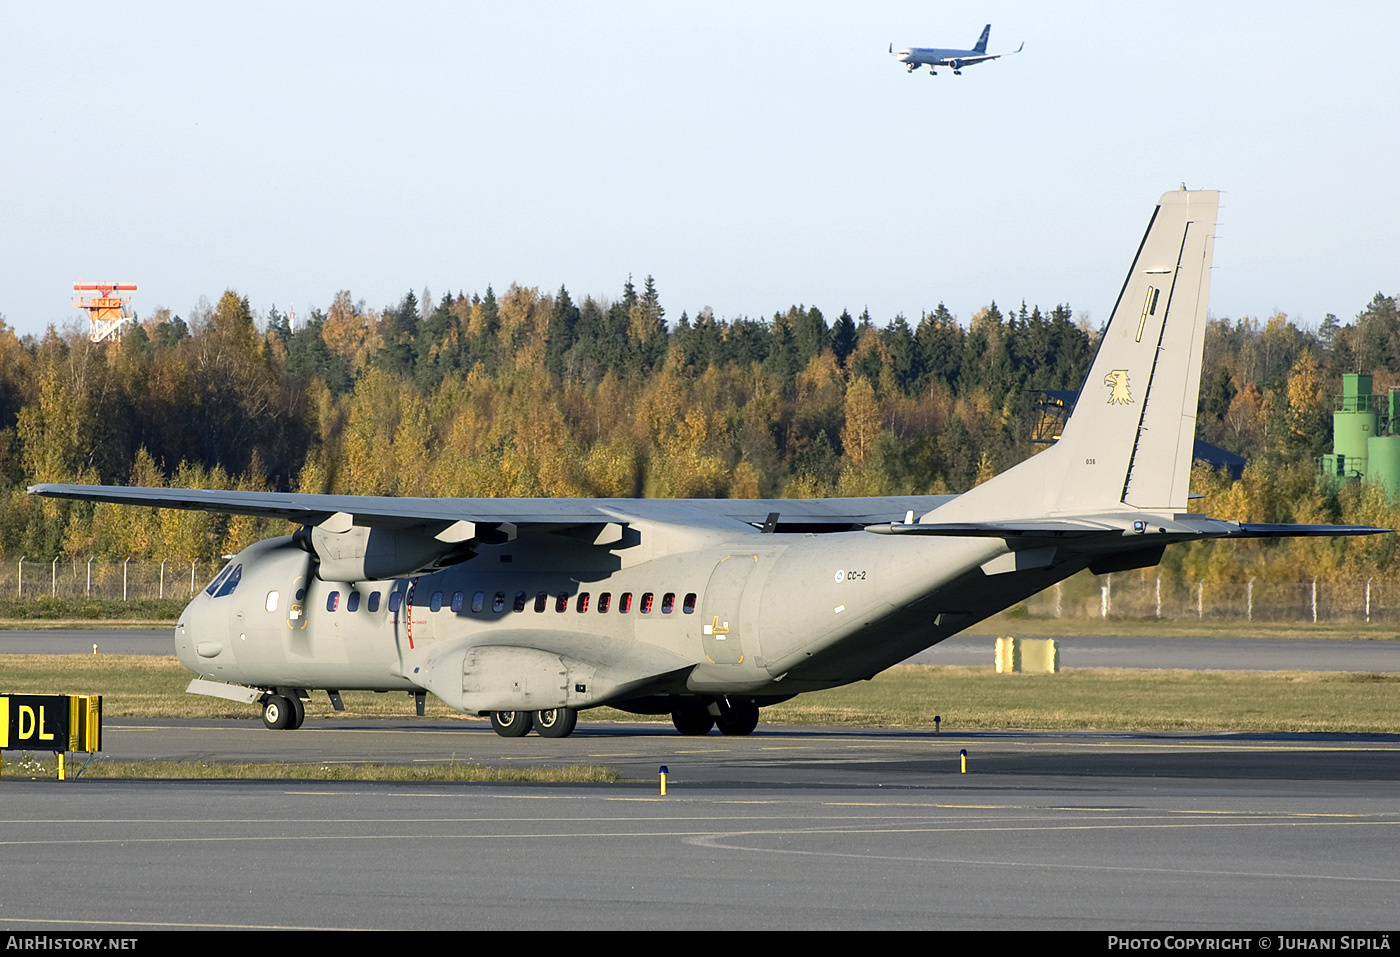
[287,566,309,631]
[701,555,757,664]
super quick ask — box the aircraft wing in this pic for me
[955,41,1024,67]
[27,483,956,531]
[28,485,1385,544]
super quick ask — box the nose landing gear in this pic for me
[260,692,305,730]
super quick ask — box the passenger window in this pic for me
[368,592,381,613]
[619,592,633,613]
[347,591,361,612]
[388,591,402,613]
[534,592,548,613]
[662,592,675,614]
[577,592,590,613]
[513,591,527,612]
[555,592,569,613]
[430,591,443,612]
[598,592,611,613]
[469,592,482,613]
[640,592,654,614]
[683,593,697,614]
[327,591,340,612]
[265,591,279,612]
[493,592,506,613]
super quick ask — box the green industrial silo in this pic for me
[1332,373,1376,479]
[1367,388,1400,498]
[1367,436,1400,497]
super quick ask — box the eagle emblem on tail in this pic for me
[1104,370,1133,405]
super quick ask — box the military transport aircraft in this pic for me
[890,24,1023,75]
[30,189,1385,739]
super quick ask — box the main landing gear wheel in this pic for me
[261,695,295,730]
[716,701,760,736]
[671,706,715,736]
[287,694,306,729]
[490,711,534,737]
[534,708,578,738]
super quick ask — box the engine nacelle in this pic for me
[294,522,476,582]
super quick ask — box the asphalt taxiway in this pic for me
[3,719,1400,930]
[3,629,1399,929]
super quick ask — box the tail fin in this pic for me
[926,188,1218,521]
[973,25,991,54]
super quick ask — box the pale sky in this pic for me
[2,1,1396,338]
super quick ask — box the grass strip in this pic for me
[0,597,186,622]
[0,754,617,783]
[3,654,1399,734]
[758,665,1400,733]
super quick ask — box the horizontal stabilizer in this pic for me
[1232,523,1391,538]
[866,517,1389,541]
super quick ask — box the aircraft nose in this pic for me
[175,592,230,673]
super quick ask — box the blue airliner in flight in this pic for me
[890,24,1023,75]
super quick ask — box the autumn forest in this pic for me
[5,278,1400,593]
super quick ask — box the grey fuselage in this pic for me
[175,523,1085,713]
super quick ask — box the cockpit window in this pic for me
[205,564,232,596]
[206,563,242,598]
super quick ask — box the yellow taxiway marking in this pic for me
[1048,807,1129,813]
[717,800,781,805]
[12,818,1393,849]
[605,797,669,802]
[1083,740,1400,754]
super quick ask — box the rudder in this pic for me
[923,188,1218,523]
[1055,187,1218,512]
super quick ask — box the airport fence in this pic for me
[0,558,223,602]
[1023,568,1400,623]
[0,557,1394,623]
